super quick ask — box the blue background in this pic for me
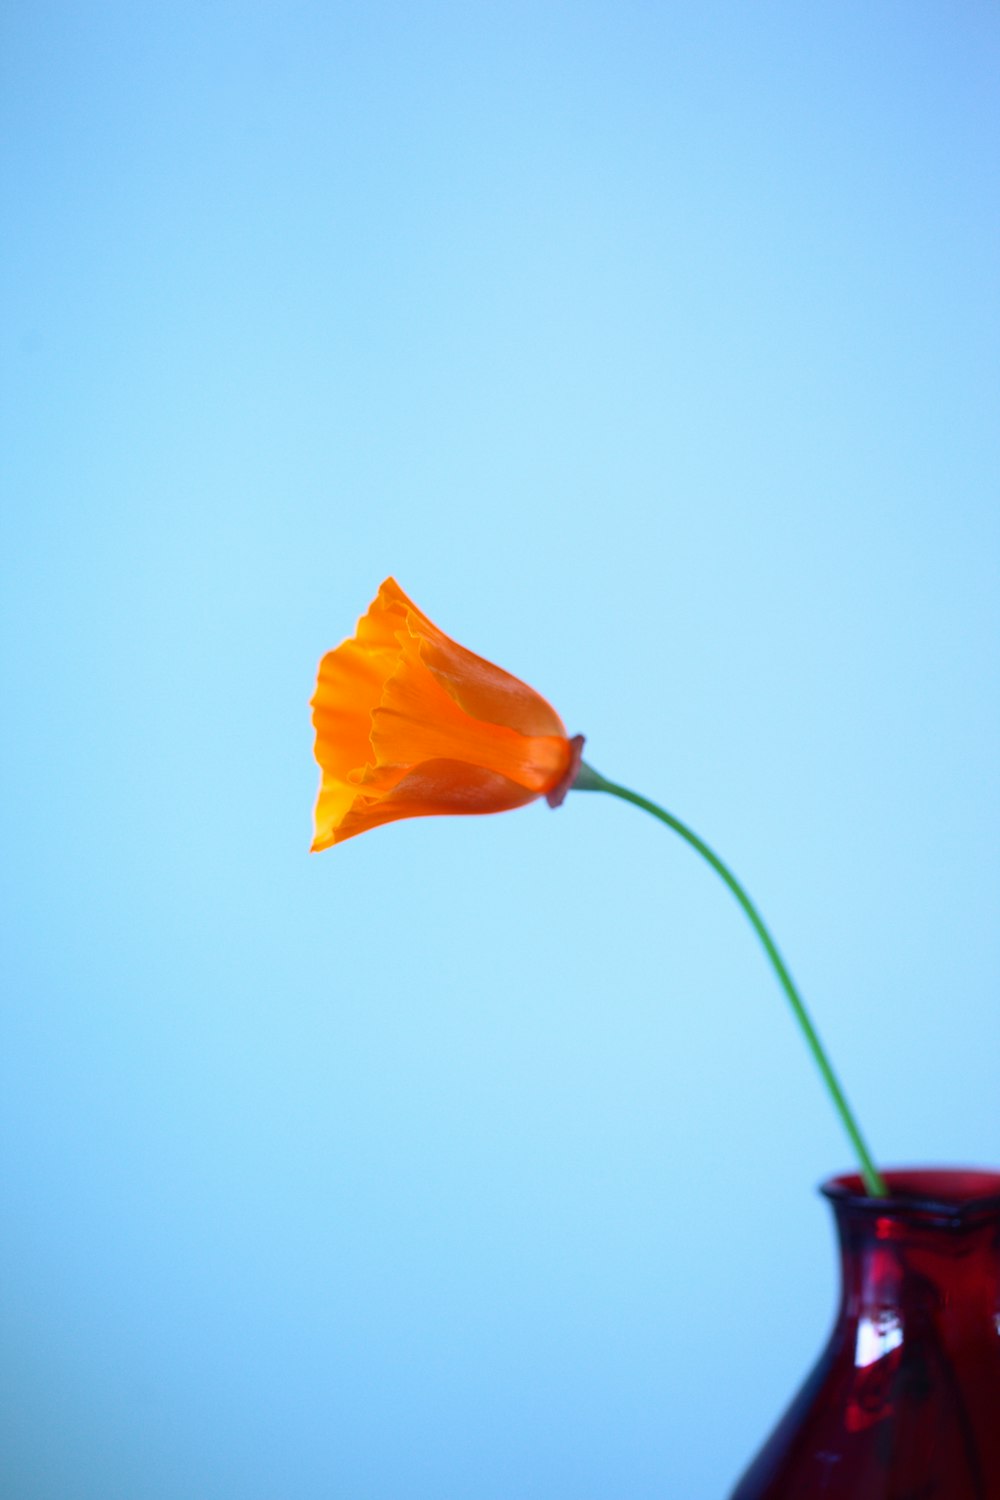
[3,3,998,1496]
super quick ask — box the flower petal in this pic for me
[372,630,571,794]
[321,759,541,846]
[380,578,567,739]
[312,641,390,781]
[311,776,366,852]
[310,580,414,784]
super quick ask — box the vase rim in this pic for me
[821,1166,1000,1224]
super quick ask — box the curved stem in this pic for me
[573,762,887,1197]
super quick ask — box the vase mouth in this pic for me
[821,1166,1000,1225]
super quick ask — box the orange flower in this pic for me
[310,578,583,849]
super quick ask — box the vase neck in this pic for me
[837,1206,999,1321]
[822,1171,1000,1337]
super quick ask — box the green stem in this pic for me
[573,762,887,1198]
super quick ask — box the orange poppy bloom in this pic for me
[311,578,583,849]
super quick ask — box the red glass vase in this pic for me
[730,1168,1000,1499]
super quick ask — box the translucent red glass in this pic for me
[730,1168,1000,1499]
